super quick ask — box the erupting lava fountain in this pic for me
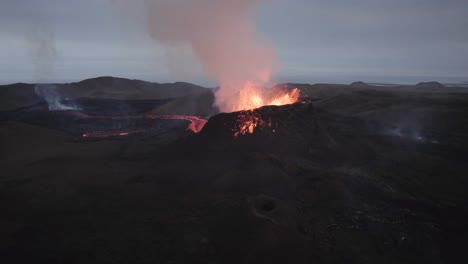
[227,81,301,137]
[233,81,300,112]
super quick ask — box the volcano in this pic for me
[199,101,329,150]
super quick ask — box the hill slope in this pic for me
[0,77,208,111]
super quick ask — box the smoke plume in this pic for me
[34,84,81,111]
[27,23,57,83]
[123,0,278,112]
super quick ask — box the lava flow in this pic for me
[75,113,207,138]
[231,82,300,137]
[82,130,144,138]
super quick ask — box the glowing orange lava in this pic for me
[74,113,207,136]
[232,82,300,137]
[233,81,300,112]
[234,111,273,138]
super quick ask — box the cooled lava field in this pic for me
[1,78,468,264]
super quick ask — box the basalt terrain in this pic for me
[1,77,468,264]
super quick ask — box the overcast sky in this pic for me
[0,0,467,85]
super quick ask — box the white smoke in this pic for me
[34,84,80,111]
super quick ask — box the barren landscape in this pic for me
[1,77,467,263]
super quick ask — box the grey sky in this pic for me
[0,0,467,85]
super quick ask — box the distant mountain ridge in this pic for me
[0,76,209,111]
[415,82,445,89]
[67,76,207,99]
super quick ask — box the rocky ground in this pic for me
[1,78,468,263]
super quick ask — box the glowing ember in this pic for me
[233,81,300,112]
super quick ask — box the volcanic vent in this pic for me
[195,100,337,155]
[207,83,302,138]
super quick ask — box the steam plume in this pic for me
[121,0,278,112]
[35,84,81,111]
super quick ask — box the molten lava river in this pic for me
[76,113,207,138]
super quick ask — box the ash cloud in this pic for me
[117,0,279,112]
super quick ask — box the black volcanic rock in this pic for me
[195,102,361,155]
[201,102,316,138]
[3,85,468,264]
